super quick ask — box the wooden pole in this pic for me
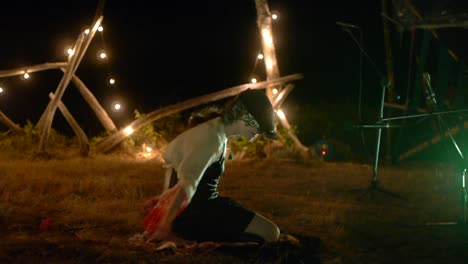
[38,16,103,153]
[64,70,117,133]
[254,0,308,153]
[273,83,294,108]
[96,74,303,153]
[398,122,468,161]
[254,0,280,100]
[49,93,89,156]
[0,62,68,78]
[0,111,24,134]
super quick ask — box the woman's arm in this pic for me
[145,182,186,243]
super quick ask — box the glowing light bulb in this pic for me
[0,87,3,93]
[67,48,74,56]
[145,146,153,153]
[251,77,257,84]
[271,11,280,20]
[272,88,278,95]
[257,53,264,60]
[109,78,115,85]
[114,103,121,111]
[124,126,134,135]
[98,26,104,32]
[84,28,90,34]
[99,52,107,59]
[23,73,30,79]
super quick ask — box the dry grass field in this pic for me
[1,152,468,263]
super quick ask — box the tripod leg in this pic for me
[371,81,388,189]
[371,127,382,189]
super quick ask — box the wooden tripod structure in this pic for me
[0,0,307,156]
[380,0,468,161]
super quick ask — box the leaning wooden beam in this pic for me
[0,62,68,78]
[276,112,309,153]
[398,121,468,161]
[273,83,294,108]
[63,69,117,133]
[0,110,24,134]
[96,73,303,153]
[49,93,89,156]
[38,16,103,153]
[38,33,86,153]
[384,102,427,113]
[412,21,468,30]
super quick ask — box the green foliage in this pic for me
[150,111,185,142]
[0,120,78,157]
[124,109,186,151]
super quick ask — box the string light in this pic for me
[257,53,264,60]
[109,78,115,85]
[98,26,104,32]
[0,87,3,94]
[124,126,134,135]
[145,146,153,153]
[250,76,258,83]
[84,28,90,35]
[272,88,278,95]
[22,72,30,80]
[64,45,75,56]
[98,51,107,60]
[271,11,280,20]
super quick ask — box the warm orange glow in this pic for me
[99,51,107,59]
[124,126,134,135]
[262,28,273,46]
[265,59,273,69]
[67,48,74,56]
[276,109,286,120]
[271,11,280,20]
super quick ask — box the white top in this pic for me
[162,117,227,203]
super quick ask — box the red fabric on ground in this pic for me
[142,184,187,234]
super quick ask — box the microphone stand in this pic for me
[340,25,405,199]
[340,24,468,224]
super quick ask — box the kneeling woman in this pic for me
[143,89,280,243]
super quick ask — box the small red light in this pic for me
[321,150,326,156]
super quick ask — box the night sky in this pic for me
[0,0,467,141]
